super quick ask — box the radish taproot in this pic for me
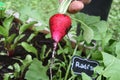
[49,13,71,43]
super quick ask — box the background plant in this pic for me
[0,14,37,56]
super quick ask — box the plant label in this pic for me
[71,56,99,76]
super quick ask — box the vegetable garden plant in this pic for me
[0,0,120,80]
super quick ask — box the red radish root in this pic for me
[49,13,71,43]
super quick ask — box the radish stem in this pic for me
[50,42,58,80]
[58,0,72,14]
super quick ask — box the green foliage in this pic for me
[108,0,120,28]
[25,58,49,80]
[72,13,112,47]
[0,13,37,56]
[19,21,37,34]
[40,45,47,60]
[0,16,14,37]
[0,25,7,37]
[115,41,120,58]
[0,2,6,18]
[20,55,33,76]
[0,2,5,10]
[3,16,14,32]
[6,34,16,44]
[95,52,120,80]
[21,42,38,57]
[2,0,59,25]
[108,0,120,41]
[73,13,95,44]
[82,73,92,80]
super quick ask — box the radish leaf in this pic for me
[25,58,49,80]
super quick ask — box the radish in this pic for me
[50,0,72,43]
[49,1,72,80]
[49,14,71,80]
[49,13,71,43]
